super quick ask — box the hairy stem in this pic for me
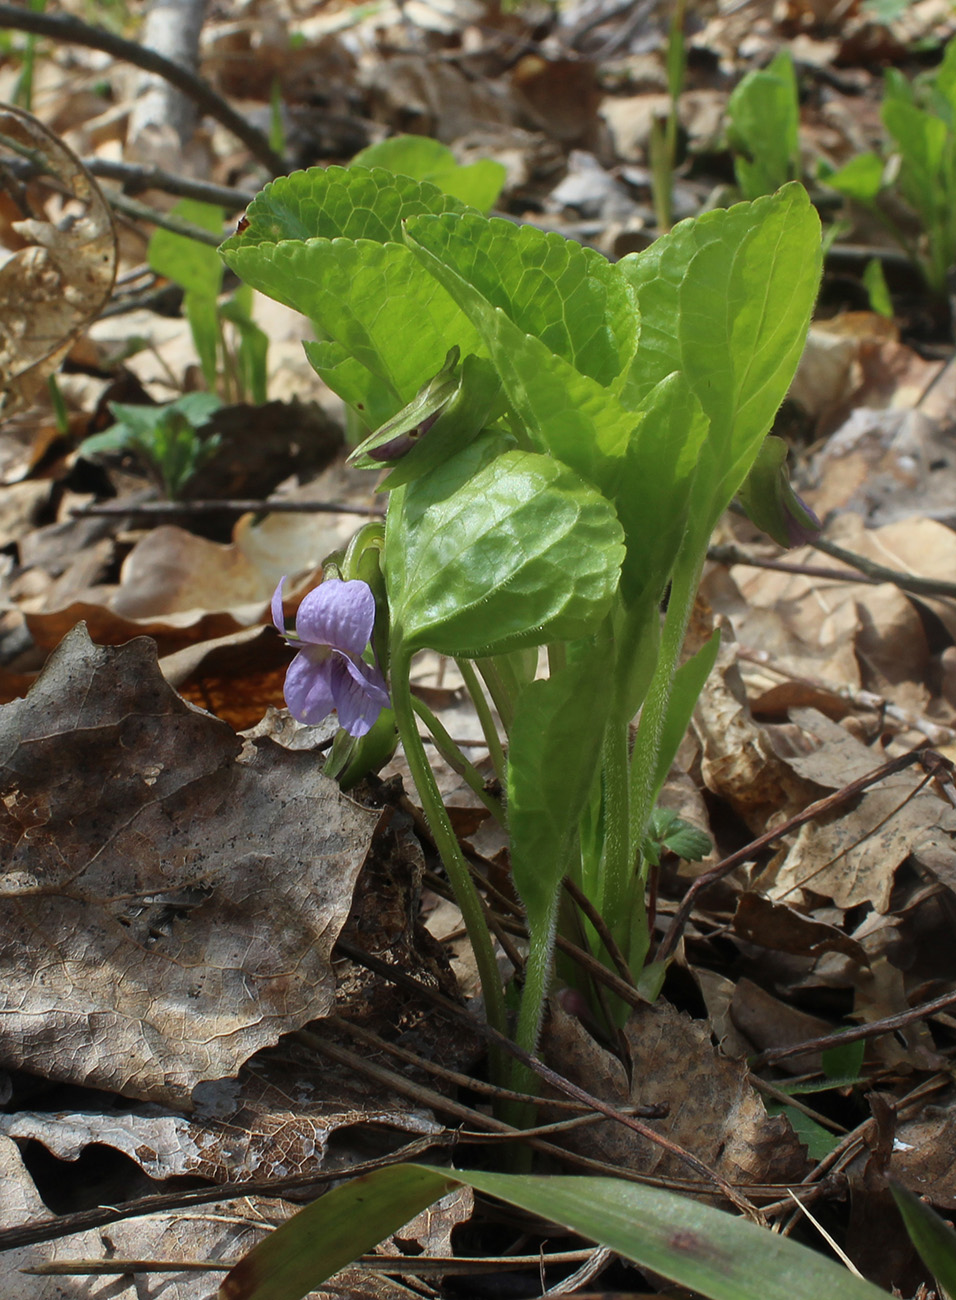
[456,657,507,783]
[390,646,508,1078]
[411,694,504,821]
[627,546,705,871]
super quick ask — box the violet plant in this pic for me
[222,167,822,1082]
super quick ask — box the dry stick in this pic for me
[25,1248,608,1278]
[0,4,285,175]
[562,875,637,990]
[72,499,386,519]
[88,157,257,209]
[749,989,956,1070]
[334,938,760,1219]
[707,543,879,587]
[809,534,956,601]
[4,153,256,211]
[655,747,948,965]
[0,1135,446,1255]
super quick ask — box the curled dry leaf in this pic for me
[0,1132,310,1300]
[0,1036,442,1183]
[0,105,116,413]
[0,624,380,1104]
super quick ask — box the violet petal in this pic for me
[295,580,375,656]
[284,648,336,725]
[329,654,390,737]
[271,577,287,636]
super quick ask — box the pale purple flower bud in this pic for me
[272,577,390,738]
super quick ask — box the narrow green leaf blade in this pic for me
[219,1163,453,1300]
[219,1165,893,1300]
[892,1183,956,1299]
[458,1171,892,1300]
[387,446,625,656]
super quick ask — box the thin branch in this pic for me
[655,747,949,964]
[0,1136,446,1255]
[72,499,385,519]
[0,4,286,174]
[749,989,956,1070]
[4,152,257,210]
[89,158,257,210]
[809,534,956,601]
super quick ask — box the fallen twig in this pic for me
[0,3,285,174]
[655,748,952,964]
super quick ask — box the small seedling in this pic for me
[824,35,956,295]
[79,391,223,499]
[149,198,269,402]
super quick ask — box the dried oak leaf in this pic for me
[0,1132,347,1300]
[541,1000,809,1185]
[0,1035,442,1183]
[0,624,380,1104]
[0,105,116,412]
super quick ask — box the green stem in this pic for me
[390,645,509,1078]
[474,655,518,734]
[597,713,632,932]
[456,657,507,784]
[509,889,561,1112]
[411,694,504,822]
[627,544,705,864]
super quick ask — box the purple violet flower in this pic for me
[272,577,390,737]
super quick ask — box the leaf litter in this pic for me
[1,1,956,1296]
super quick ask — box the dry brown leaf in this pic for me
[0,105,116,413]
[767,708,956,912]
[694,634,824,830]
[887,1103,956,1209]
[0,1131,385,1300]
[0,1035,441,1183]
[733,893,867,963]
[541,1001,808,1184]
[729,977,830,1075]
[0,624,380,1104]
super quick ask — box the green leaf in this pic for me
[149,198,224,298]
[892,1183,956,1299]
[403,214,640,492]
[822,1035,866,1080]
[862,257,894,317]
[218,1164,894,1300]
[508,640,615,935]
[727,50,800,199]
[221,165,472,249]
[387,446,625,657]
[230,237,483,416]
[643,808,712,867]
[352,350,505,491]
[185,289,220,391]
[766,1105,841,1162]
[301,340,395,432]
[621,185,821,541]
[823,152,885,203]
[404,213,639,389]
[220,290,270,404]
[351,135,506,212]
[615,370,709,603]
